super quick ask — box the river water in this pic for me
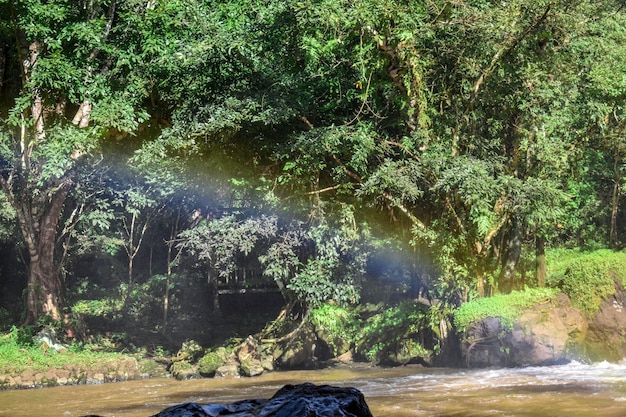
[1,362,625,416]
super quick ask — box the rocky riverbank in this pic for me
[3,276,626,389]
[0,355,145,389]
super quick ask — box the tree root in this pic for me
[260,309,309,344]
[465,335,500,367]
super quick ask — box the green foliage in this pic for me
[548,249,626,317]
[72,298,123,318]
[453,287,559,333]
[32,125,98,182]
[181,215,278,280]
[309,303,359,353]
[357,300,430,363]
[1,0,626,360]
[0,192,16,242]
[544,248,591,281]
[261,207,372,308]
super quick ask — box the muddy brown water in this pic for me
[1,362,626,416]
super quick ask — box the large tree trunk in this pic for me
[20,180,72,324]
[499,218,523,292]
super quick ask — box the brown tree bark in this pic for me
[17,180,73,324]
[0,37,82,325]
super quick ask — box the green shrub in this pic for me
[72,298,123,317]
[356,301,430,363]
[453,287,559,333]
[549,249,626,317]
[309,303,359,353]
[545,248,590,284]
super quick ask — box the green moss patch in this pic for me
[547,249,626,317]
[197,348,229,376]
[453,288,559,333]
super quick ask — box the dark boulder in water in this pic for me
[149,382,374,417]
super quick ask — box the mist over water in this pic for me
[1,362,625,417]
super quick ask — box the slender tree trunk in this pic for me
[123,211,149,307]
[475,269,485,298]
[610,150,621,248]
[535,235,546,288]
[163,208,182,333]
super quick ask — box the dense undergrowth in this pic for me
[309,300,434,364]
[546,249,626,317]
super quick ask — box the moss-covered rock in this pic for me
[215,363,239,378]
[551,250,626,317]
[274,323,317,369]
[174,340,204,362]
[547,249,626,362]
[240,358,265,377]
[169,360,197,380]
[459,292,587,367]
[454,288,560,333]
[197,348,229,377]
[584,286,626,362]
[138,358,169,377]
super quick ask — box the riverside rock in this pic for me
[584,285,626,361]
[462,293,587,367]
[150,383,373,417]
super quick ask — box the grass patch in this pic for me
[453,287,559,333]
[0,326,129,375]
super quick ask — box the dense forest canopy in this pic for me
[0,0,624,344]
